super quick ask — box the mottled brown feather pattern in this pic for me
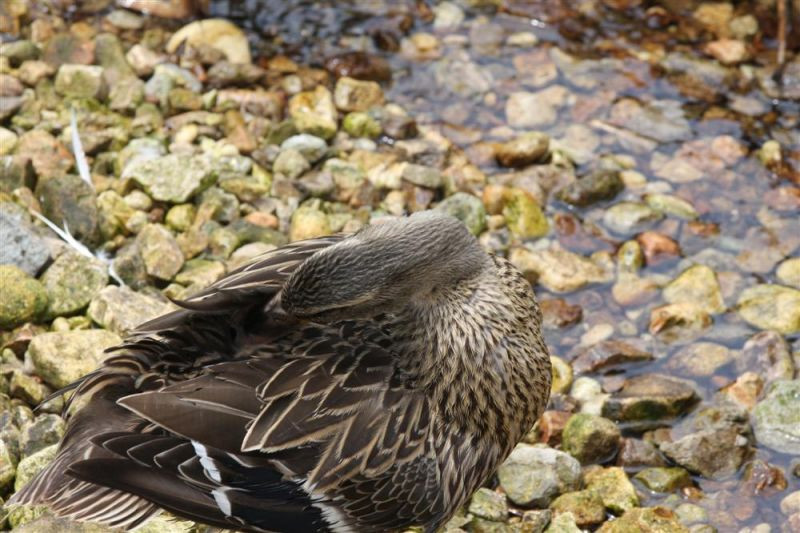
[10,212,551,533]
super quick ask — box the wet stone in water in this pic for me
[602,373,699,428]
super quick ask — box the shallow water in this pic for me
[200,1,800,529]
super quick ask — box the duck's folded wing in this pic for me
[63,341,435,531]
[113,341,433,492]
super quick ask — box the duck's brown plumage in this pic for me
[11,211,551,532]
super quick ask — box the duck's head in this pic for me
[281,211,491,322]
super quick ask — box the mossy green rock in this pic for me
[168,87,203,111]
[54,64,107,100]
[27,329,121,389]
[497,443,581,508]
[343,112,382,138]
[468,488,509,522]
[617,240,644,273]
[752,379,800,455]
[88,285,168,336]
[136,223,185,281]
[550,490,605,528]
[165,204,196,232]
[40,253,108,318]
[495,132,550,168]
[13,514,118,532]
[602,374,698,427]
[550,355,573,395]
[288,86,338,140]
[124,154,219,203]
[544,512,581,533]
[136,513,196,533]
[96,190,139,239]
[503,189,549,239]
[13,443,57,492]
[436,192,487,236]
[6,504,48,530]
[19,414,65,459]
[561,413,621,465]
[633,467,692,492]
[37,173,100,246]
[556,169,623,207]
[0,266,48,328]
[174,259,226,292]
[0,437,17,490]
[596,506,688,533]
[585,466,639,514]
[289,203,332,242]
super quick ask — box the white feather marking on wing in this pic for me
[191,441,222,483]
[211,488,232,516]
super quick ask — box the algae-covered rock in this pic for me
[342,112,381,138]
[633,467,692,493]
[495,132,550,168]
[585,466,639,514]
[333,76,384,112]
[752,379,800,455]
[644,193,698,220]
[603,201,663,235]
[597,506,688,533]
[0,266,48,329]
[556,169,622,207]
[124,154,219,203]
[602,373,698,427]
[561,413,621,465]
[497,443,581,508]
[468,488,509,522]
[13,443,57,492]
[136,223,184,281]
[503,189,548,239]
[40,253,108,318]
[54,64,107,100]
[776,258,800,289]
[37,173,100,246]
[288,86,338,140]
[289,202,332,242]
[88,285,169,335]
[27,329,121,389]
[435,192,487,236]
[549,490,605,528]
[19,414,65,459]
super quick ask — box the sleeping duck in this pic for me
[10,211,552,532]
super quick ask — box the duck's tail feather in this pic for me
[8,386,159,530]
